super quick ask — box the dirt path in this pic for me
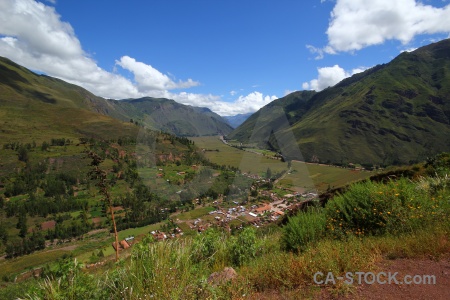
[248,257,450,300]
[315,257,450,300]
[348,257,450,300]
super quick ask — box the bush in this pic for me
[191,228,223,265]
[230,227,258,266]
[325,178,446,238]
[281,208,326,252]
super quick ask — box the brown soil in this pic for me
[317,257,450,300]
[348,257,450,300]
[248,257,450,300]
[91,217,102,225]
[41,220,56,230]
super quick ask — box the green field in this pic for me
[280,161,374,192]
[0,250,70,279]
[190,136,288,176]
[190,136,374,192]
[175,206,215,221]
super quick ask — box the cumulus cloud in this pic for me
[170,91,277,116]
[400,47,418,53]
[137,89,277,116]
[0,0,277,116]
[0,0,140,99]
[116,56,199,92]
[302,65,366,91]
[306,44,336,60]
[326,0,450,53]
[284,89,296,96]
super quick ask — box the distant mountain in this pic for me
[0,56,232,140]
[104,97,233,136]
[223,113,253,128]
[228,39,450,166]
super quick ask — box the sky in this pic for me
[0,0,449,116]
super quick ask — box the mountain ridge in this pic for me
[228,39,450,166]
[0,56,232,139]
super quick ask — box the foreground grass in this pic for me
[2,161,449,299]
[7,224,447,300]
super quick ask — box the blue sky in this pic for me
[0,0,449,115]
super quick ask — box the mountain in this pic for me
[228,39,450,166]
[0,56,139,142]
[0,56,232,140]
[223,113,253,128]
[103,97,233,136]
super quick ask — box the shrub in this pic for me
[191,228,223,266]
[281,208,326,252]
[325,178,446,238]
[230,226,258,266]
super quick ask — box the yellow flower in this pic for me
[395,193,399,196]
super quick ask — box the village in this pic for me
[123,188,319,247]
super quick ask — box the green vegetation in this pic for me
[1,41,450,299]
[190,136,288,175]
[0,152,447,299]
[229,39,450,166]
[282,208,326,252]
[110,98,233,136]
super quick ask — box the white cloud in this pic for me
[400,47,418,53]
[0,0,140,99]
[0,0,277,116]
[306,45,325,60]
[326,0,450,53]
[172,91,277,116]
[230,90,237,96]
[284,89,296,96]
[302,65,366,91]
[116,56,199,92]
[140,90,277,116]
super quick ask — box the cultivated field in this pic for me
[190,136,374,192]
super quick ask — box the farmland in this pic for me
[190,136,374,192]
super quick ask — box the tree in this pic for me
[40,141,49,152]
[17,146,29,162]
[266,167,272,180]
[0,223,8,244]
[17,212,28,238]
[87,150,120,262]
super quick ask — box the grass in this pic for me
[0,250,70,279]
[278,160,374,192]
[4,167,449,298]
[190,136,288,175]
[117,223,162,241]
[175,206,215,221]
[190,136,374,191]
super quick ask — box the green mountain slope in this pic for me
[228,39,450,166]
[0,57,232,139]
[0,57,138,142]
[103,97,233,136]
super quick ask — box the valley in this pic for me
[0,39,449,299]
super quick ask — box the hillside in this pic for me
[104,97,233,136]
[0,56,139,143]
[228,39,450,166]
[0,57,232,139]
